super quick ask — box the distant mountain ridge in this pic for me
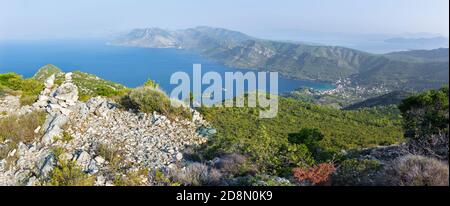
[112,27,449,91]
[384,36,449,49]
[385,48,449,63]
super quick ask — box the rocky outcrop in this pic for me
[33,73,78,145]
[0,73,209,186]
[348,144,410,165]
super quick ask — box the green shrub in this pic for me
[288,128,328,160]
[55,132,74,143]
[113,169,149,186]
[0,73,44,106]
[143,79,160,88]
[0,73,23,90]
[150,169,181,186]
[122,86,191,120]
[288,128,324,145]
[78,94,91,102]
[399,87,449,160]
[67,71,129,101]
[332,159,381,186]
[48,159,95,186]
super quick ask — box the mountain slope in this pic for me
[32,64,129,101]
[385,48,449,63]
[344,91,412,110]
[113,27,449,91]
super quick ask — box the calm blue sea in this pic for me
[0,39,334,95]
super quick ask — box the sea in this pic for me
[0,39,334,96]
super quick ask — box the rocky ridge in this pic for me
[0,73,209,186]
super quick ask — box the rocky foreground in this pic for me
[0,73,209,186]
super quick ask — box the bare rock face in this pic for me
[51,83,78,107]
[86,97,116,118]
[44,74,55,89]
[41,113,69,145]
[0,142,54,186]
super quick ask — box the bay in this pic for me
[0,39,334,95]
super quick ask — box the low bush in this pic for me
[150,169,182,186]
[0,110,46,143]
[288,128,329,160]
[113,169,149,186]
[399,87,449,160]
[47,147,95,186]
[213,153,257,176]
[143,79,160,88]
[380,155,449,186]
[168,163,222,186]
[68,71,129,101]
[332,159,381,186]
[0,73,23,90]
[48,159,95,186]
[95,144,124,172]
[0,73,44,106]
[121,86,191,119]
[55,132,74,143]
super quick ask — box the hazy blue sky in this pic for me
[0,0,448,40]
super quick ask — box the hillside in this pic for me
[113,27,449,91]
[33,64,129,101]
[385,48,449,63]
[1,66,408,186]
[344,91,412,110]
[0,66,207,186]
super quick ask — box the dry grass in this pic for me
[213,153,257,176]
[0,110,46,143]
[381,155,449,186]
[168,163,222,186]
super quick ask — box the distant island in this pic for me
[112,27,449,92]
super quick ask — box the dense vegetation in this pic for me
[344,91,412,110]
[0,73,44,105]
[120,82,192,119]
[399,87,449,160]
[33,64,130,101]
[198,96,404,175]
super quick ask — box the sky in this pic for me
[0,0,448,40]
